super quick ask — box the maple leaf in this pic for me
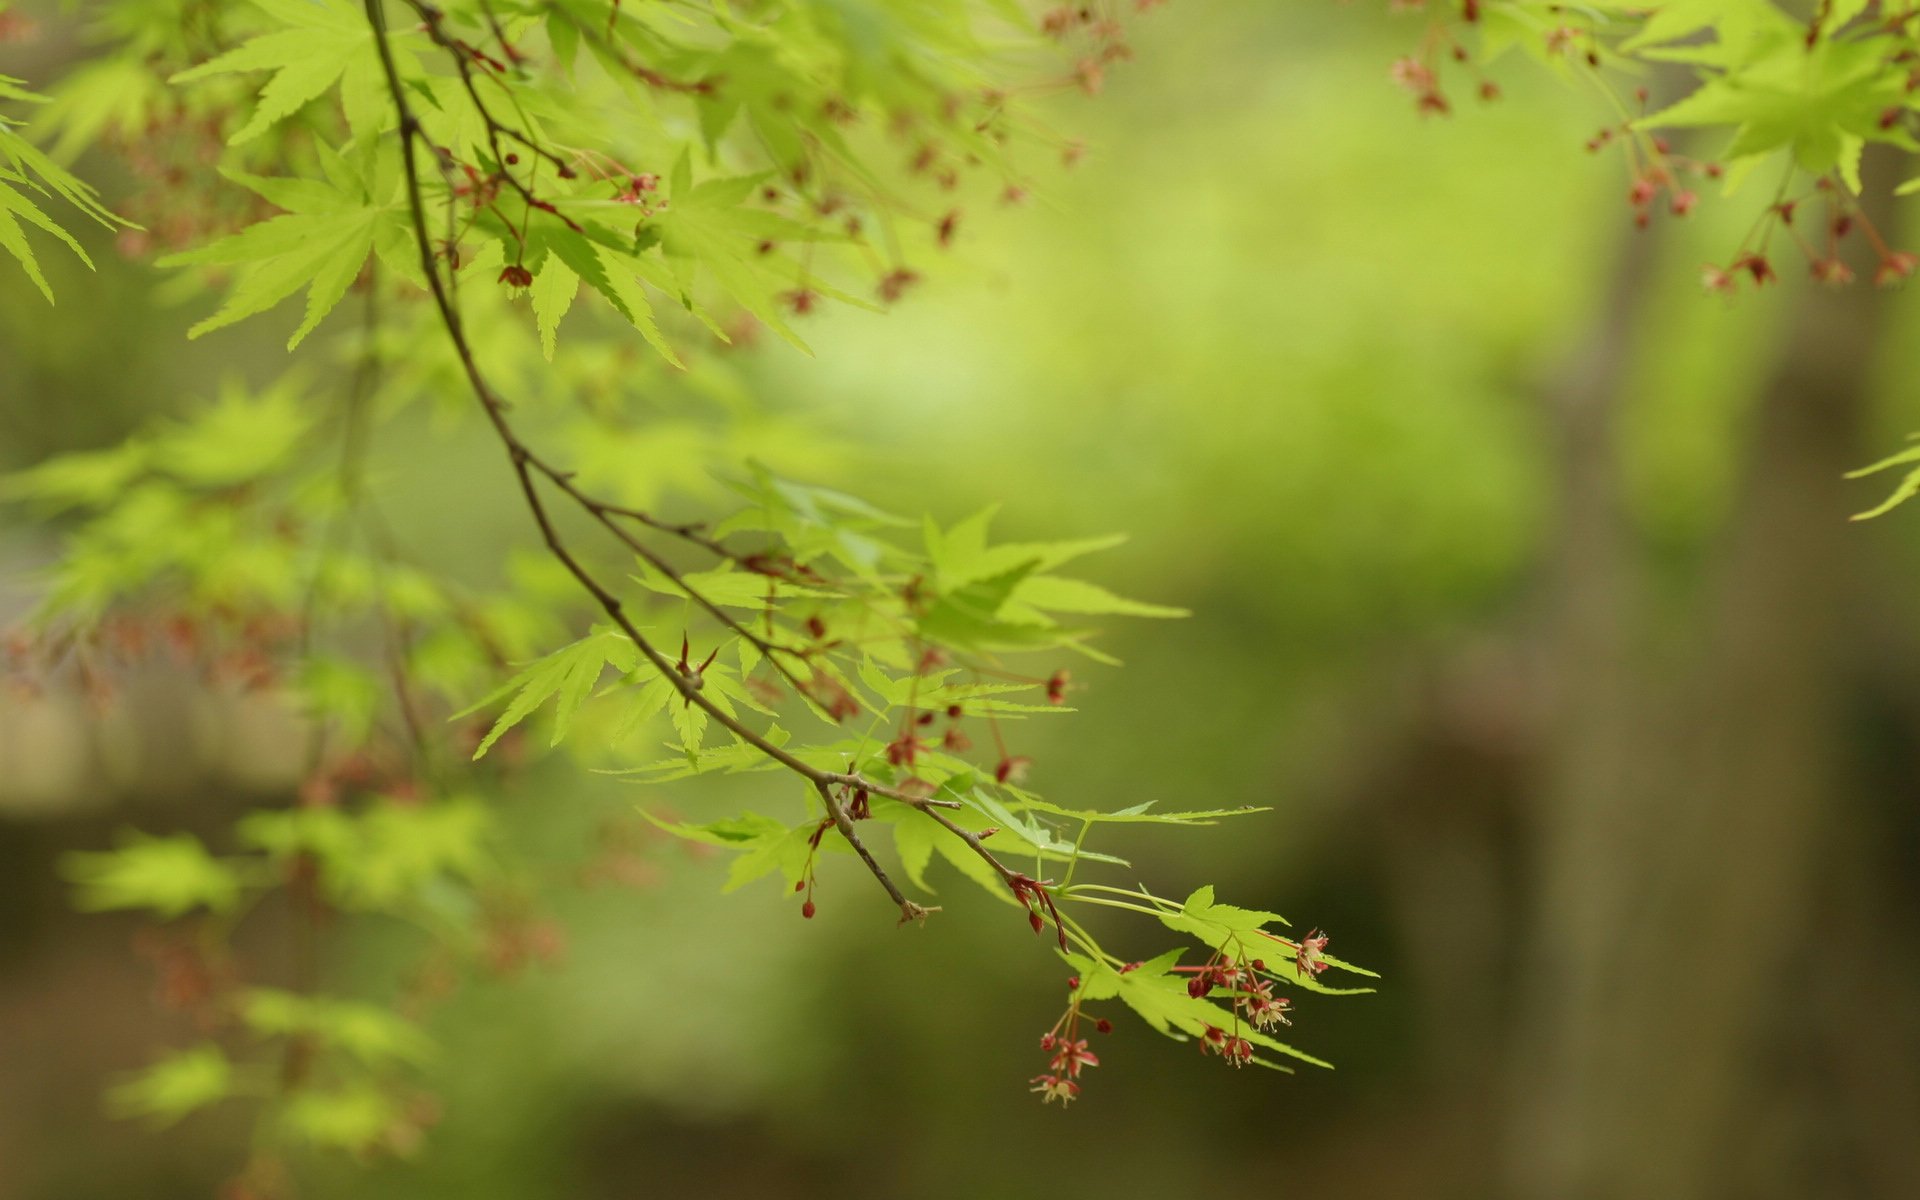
[157,141,407,346]
[170,0,411,145]
[0,74,122,301]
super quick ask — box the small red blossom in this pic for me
[805,677,861,722]
[1045,669,1071,705]
[1294,928,1331,979]
[1029,1074,1080,1105]
[1811,256,1855,287]
[884,732,923,767]
[1242,991,1292,1030]
[1052,1038,1100,1077]
[1875,250,1920,287]
[1732,253,1777,286]
[1198,1024,1254,1065]
[1389,56,1436,94]
[877,268,920,303]
[615,173,659,205]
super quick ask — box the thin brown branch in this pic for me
[518,458,831,712]
[924,806,1024,888]
[402,0,577,222]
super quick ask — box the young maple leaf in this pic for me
[170,0,414,145]
[0,75,122,301]
[157,142,412,347]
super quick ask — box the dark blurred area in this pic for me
[4,3,1920,1198]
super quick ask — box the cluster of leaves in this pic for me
[21,0,1136,346]
[70,817,485,1155]
[0,53,123,298]
[1,0,1376,1185]
[1380,0,1920,510]
[11,396,1377,1147]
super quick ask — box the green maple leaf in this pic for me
[171,0,408,145]
[0,74,123,301]
[108,1045,234,1126]
[454,627,642,757]
[1644,27,1911,177]
[1578,0,1790,55]
[523,224,685,367]
[157,142,405,346]
[651,149,853,352]
[64,832,248,918]
[640,811,827,894]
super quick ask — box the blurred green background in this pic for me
[5,3,1920,1197]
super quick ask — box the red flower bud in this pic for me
[1733,253,1776,286]
[1045,670,1070,705]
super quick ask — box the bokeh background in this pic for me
[6,2,1920,1198]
